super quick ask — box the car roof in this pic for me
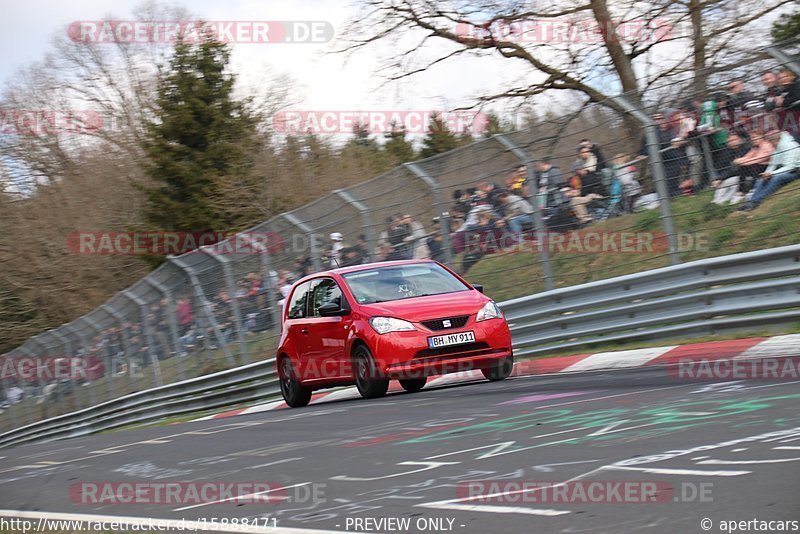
[296,259,438,284]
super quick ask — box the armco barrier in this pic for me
[1,244,799,448]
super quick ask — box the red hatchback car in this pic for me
[276,260,513,407]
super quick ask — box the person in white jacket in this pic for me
[401,214,430,259]
[738,130,800,211]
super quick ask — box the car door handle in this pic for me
[301,328,309,335]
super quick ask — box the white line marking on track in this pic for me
[247,457,302,469]
[774,446,800,450]
[173,482,311,512]
[697,457,800,465]
[421,502,570,516]
[605,465,751,476]
[560,346,677,372]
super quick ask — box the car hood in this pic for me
[359,290,487,321]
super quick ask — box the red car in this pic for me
[276,260,513,407]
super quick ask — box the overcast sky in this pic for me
[1,0,532,133]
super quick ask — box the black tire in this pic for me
[482,356,514,381]
[399,377,427,393]
[353,345,389,399]
[278,356,312,408]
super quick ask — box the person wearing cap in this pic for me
[327,232,346,267]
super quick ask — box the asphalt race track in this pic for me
[2,366,800,534]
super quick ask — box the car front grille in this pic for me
[420,315,470,331]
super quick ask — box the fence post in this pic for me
[17,346,37,424]
[168,256,236,367]
[0,354,16,429]
[765,45,800,76]
[28,336,49,419]
[241,234,281,336]
[283,212,322,272]
[71,325,98,407]
[80,315,115,402]
[698,135,719,184]
[494,133,555,291]
[200,248,250,365]
[101,304,137,388]
[51,329,84,410]
[335,189,376,262]
[123,290,163,387]
[609,95,682,266]
[145,278,186,381]
[404,162,453,265]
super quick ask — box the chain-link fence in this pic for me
[2,41,799,432]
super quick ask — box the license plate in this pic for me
[428,331,476,349]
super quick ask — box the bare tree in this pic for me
[340,0,790,139]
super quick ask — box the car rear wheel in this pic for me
[399,377,427,392]
[353,345,389,399]
[278,357,312,408]
[482,356,513,381]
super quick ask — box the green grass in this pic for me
[469,182,800,301]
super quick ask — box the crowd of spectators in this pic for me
[633,68,800,208]
[4,69,799,409]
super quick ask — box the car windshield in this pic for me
[342,263,471,304]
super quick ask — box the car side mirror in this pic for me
[318,302,349,317]
[473,284,484,293]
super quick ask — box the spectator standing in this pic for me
[327,232,346,267]
[401,214,430,259]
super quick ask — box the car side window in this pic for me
[287,282,311,319]
[309,278,343,317]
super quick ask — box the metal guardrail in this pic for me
[1,244,799,448]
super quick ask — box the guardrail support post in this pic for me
[404,162,453,265]
[494,134,555,291]
[609,95,682,266]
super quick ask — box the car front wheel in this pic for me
[278,357,312,408]
[353,345,389,399]
[482,356,514,381]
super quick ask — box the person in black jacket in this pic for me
[776,68,800,139]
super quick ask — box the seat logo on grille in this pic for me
[443,319,451,328]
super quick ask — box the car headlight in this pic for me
[476,301,503,322]
[369,316,416,334]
